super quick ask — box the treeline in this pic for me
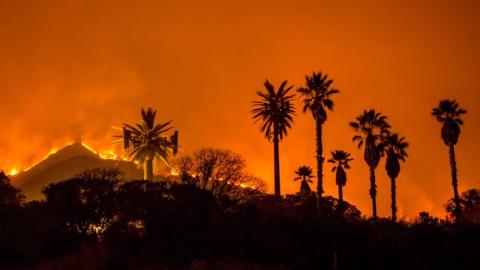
[1,166,480,269]
[252,72,469,222]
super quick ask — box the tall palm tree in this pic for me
[432,99,467,220]
[294,166,314,195]
[252,80,296,198]
[328,150,353,206]
[350,109,390,220]
[116,107,175,181]
[297,72,339,198]
[383,133,408,222]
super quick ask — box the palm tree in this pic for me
[297,72,339,199]
[432,99,467,220]
[116,107,176,181]
[383,133,408,222]
[252,80,296,198]
[327,150,353,206]
[350,109,390,220]
[294,166,314,195]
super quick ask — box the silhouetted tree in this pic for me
[416,211,440,226]
[383,133,408,222]
[172,148,265,202]
[350,109,390,220]
[327,150,353,207]
[0,171,25,205]
[297,72,339,198]
[252,80,295,198]
[116,107,175,180]
[294,166,314,195]
[446,189,480,224]
[42,168,120,236]
[3,168,480,269]
[116,180,168,225]
[317,195,362,221]
[432,99,467,220]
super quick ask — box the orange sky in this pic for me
[1,0,479,218]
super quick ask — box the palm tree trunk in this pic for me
[144,159,153,181]
[315,120,324,197]
[300,176,306,194]
[315,121,324,218]
[338,185,344,216]
[273,126,281,199]
[449,144,461,220]
[390,176,397,222]
[369,165,377,220]
[338,185,343,205]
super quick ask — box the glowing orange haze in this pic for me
[1,0,479,218]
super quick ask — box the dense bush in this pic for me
[1,169,480,269]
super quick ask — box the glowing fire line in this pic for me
[6,141,127,176]
[8,168,19,176]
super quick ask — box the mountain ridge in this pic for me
[11,142,143,200]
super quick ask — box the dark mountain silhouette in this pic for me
[11,142,143,200]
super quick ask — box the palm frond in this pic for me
[252,79,296,141]
[297,71,339,123]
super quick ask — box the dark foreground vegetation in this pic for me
[1,169,480,270]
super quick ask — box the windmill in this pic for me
[116,108,179,180]
[122,128,179,155]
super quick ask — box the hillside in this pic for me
[11,142,143,200]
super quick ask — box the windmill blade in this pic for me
[123,127,131,150]
[111,125,124,131]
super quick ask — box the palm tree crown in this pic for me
[294,166,314,183]
[383,133,409,179]
[432,99,467,146]
[294,165,314,194]
[350,109,391,167]
[328,150,353,187]
[297,72,339,124]
[252,80,296,141]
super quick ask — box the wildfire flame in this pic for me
[8,168,19,176]
[169,168,179,176]
[99,150,118,160]
[81,142,98,155]
[6,141,127,175]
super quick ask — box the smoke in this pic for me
[1,0,480,218]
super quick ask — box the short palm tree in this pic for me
[294,166,314,195]
[252,80,295,198]
[297,72,339,198]
[116,107,175,181]
[432,99,467,220]
[350,109,390,220]
[328,150,353,206]
[383,133,408,222]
